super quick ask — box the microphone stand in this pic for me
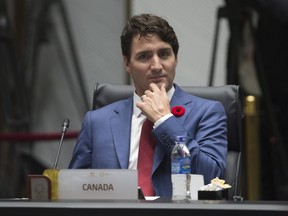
[43,118,70,199]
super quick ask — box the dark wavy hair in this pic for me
[121,14,179,61]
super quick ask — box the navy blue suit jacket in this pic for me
[69,84,227,197]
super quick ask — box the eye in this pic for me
[137,53,151,61]
[159,50,172,59]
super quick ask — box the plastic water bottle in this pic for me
[171,136,191,200]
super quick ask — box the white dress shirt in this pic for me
[128,86,175,169]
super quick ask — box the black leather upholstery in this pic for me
[93,83,243,198]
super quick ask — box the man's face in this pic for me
[124,34,177,96]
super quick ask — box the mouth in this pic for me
[149,76,166,83]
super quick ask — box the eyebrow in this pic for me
[158,48,173,52]
[136,47,172,56]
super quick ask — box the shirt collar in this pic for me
[133,85,175,118]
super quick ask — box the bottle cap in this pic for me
[175,136,186,142]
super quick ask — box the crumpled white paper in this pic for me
[199,177,231,191]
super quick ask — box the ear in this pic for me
[124,56,131,73]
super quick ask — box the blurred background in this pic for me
[0,0,288,200]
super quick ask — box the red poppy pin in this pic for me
[171,106,185,117]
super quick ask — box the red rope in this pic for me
[0,131,79,142]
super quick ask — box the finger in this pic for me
[161,83,167,93]
[141,95,148,101]
[149,83,160,92]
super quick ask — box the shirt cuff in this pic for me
[153,113,174,129]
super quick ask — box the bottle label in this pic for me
[171,158,191,174]
[179,158,191,174]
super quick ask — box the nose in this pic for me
[150,56,163,71]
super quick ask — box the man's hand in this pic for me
[136,83,171,123]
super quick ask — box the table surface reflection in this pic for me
[0,198,288,216]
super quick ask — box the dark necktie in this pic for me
[137,119,156,196]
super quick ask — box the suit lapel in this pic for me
[110,98,133,169]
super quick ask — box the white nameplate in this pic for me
[58,169,138,200]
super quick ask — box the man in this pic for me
[69,14,227,197]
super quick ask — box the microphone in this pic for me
[53,118,70,169]
[61,118,70,133]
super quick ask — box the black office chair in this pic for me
[92,82,244,199]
